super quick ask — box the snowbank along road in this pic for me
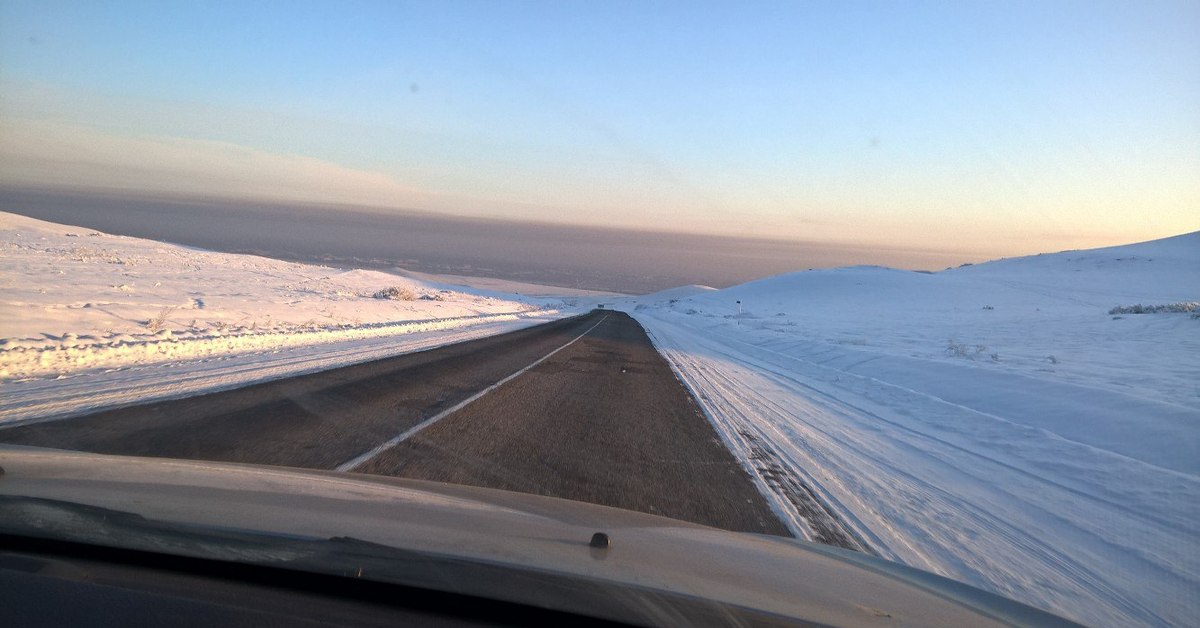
[0,310,791,536]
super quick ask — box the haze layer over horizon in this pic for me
[3,186,1007,294]
[1,2,1196,263]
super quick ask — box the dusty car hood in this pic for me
[0,445,1078,627]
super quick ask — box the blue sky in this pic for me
[1,1,1197,256]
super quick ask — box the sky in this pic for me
[1,0,1197,260]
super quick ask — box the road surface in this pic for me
[0,310,788,535]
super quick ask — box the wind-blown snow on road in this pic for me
[626,233,1199,627]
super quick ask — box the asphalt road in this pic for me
[0,310,788,535]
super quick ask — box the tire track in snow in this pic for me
[636,312,1185,627]
[643,321,873,553]
[739,428,871,551]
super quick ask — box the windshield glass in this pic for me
[1,2,1196,627]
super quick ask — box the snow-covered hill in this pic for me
[631,284,718,304]
[0,211,595,423]
[2,209,1195,624]
[624,232,1198,627]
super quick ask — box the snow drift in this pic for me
[625,231,1199,627]
[0,211,596,423]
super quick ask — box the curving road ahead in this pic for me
[0,310,788,536]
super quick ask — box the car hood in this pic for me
[0,445,1078,627]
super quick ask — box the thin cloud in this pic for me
[0,119,431,209]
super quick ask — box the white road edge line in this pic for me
[335,313,610,472]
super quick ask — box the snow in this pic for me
[621,232,1199,627]
[3,208,1197,625]
[0,211,598,424]
[633,284,718,304]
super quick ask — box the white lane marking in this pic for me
[335,313,610,472]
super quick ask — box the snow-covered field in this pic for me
[0,211,599,424]
[3,209,1196,625]
[622,233,1199,626]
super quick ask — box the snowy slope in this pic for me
[632,284,718,304]
[625,232,1199,627]
[0,211,596,423]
